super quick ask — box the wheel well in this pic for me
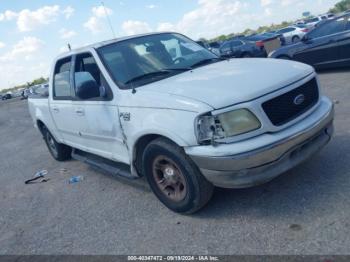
[37,120,46,136]
[133,134,177,176]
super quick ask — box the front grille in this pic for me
[262,78,319,126]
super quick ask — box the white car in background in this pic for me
[276,25,309,44]
[304,15,328,29]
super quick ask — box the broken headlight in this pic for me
[196,109,261,144]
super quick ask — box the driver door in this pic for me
[71,52,129,163]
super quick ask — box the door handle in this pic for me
[75,108,85,116]
[52,107,59,113]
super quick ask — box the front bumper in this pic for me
[187,98,334,189]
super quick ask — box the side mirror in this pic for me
[75,72,100,100]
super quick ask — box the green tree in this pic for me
[330,0,350,13]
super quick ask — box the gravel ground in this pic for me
[0,69,349,255]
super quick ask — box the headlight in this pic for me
[196,109,261,144]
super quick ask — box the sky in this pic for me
[0,0,339,90]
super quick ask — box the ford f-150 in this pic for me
[28,32,334,213]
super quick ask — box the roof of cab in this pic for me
[56,31,174,60]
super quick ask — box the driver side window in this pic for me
[74,53,113,101]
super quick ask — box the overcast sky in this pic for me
[0,0,339,90]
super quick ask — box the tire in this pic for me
[292,36,300,43]
[43,127,72,161]
[142,138,214,214]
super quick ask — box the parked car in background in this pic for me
[208,41,221,56]
[326,13,335,19]
[260,32,286,46]
[294,20,305,26]
[2,93,12,100]
[28,32,334,214]
[219,39,266,58]
[33,83,49,97]
[196,40,210,49]
[276,25,309,44]
[270,14,350,69]
[243,33,283,55]
[21,88,31,100]
[304,16,328,29]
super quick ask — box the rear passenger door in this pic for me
[71,52,129,163]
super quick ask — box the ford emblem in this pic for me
[293,94,305,105]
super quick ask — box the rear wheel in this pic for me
[292,36,300,43]
[143,138,214,214]
[43,127,72,161]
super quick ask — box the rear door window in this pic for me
[53,57,72,99]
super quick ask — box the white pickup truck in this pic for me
[29,32,334,213]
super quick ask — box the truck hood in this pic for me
[142,58,314,109]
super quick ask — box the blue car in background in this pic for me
[270,14,350,69]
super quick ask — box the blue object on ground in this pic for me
[69,176,84,184]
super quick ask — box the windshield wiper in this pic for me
[190,57,224,69]
[125,71,171,85]
[125,68,192,85]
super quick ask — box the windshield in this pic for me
[98,33,218,89]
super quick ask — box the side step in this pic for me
[72,149,138,180]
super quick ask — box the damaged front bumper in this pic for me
[186,97,334,189]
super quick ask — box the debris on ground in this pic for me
[58,168,68,174]
[25,170,49,184]
[289,224,302,231]
[68,176,84,184]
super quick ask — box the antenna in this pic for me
[67,43,72,51]
[101,1,116,38]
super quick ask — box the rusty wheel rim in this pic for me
[152,155,187,202]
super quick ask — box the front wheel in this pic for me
[43,127,72,161]
[143,138,214,214]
